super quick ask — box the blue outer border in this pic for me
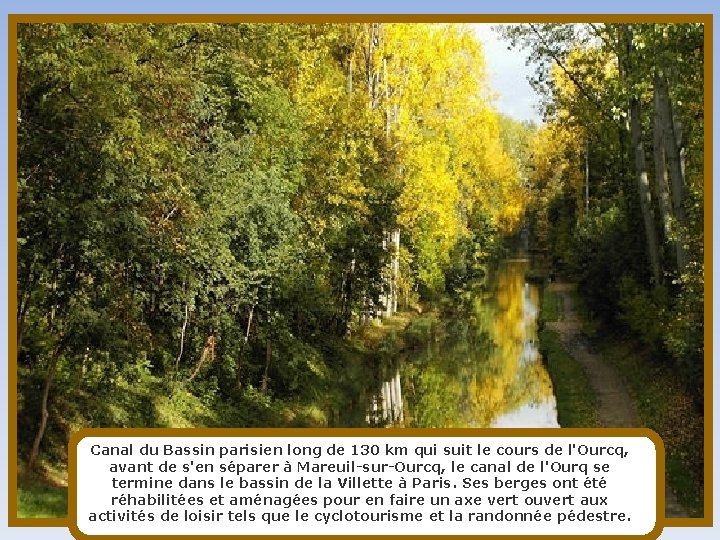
[0,0,719,14]
[2,2,718,539]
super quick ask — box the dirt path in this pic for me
[546,282,687,518]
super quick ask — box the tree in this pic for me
[504,22,704,400]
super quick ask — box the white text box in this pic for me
[74,435,659,536]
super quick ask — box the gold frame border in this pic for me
[6,12,713,532]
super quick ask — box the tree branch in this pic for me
[108,30,201,76]
[528,23,619,126]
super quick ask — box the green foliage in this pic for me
[570,202,644,316]
[514,22,704,414]
[17,23,529,493]
[511,22,704,517]
[538,288,560,325]
[539,328,600,428]
[496,114,537,183]
[617,276,668,352]
[545,190,578,277]
[538,288,599,428]
[403,314,438,350]
[664,261,704,402]
[17,477,68,519]
[600,339,704,517]
[445,211,501,294]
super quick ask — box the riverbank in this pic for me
[16,308,425,518]
[539,282,702,517]
[538,286,599,428]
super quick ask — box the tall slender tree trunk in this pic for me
[584,141,590,213]
[390,230,400,314]
[18,259,40,360]
[17,295,30,362]
[652,80,673,238]
[618,25,661,286]
[28,347,60,471]
[652,76,683,275]
[381,48,400,318]
[654,73,688,271]
[171,302,189,395]
[28,276,63,471]
[260,341,271,394]
[347,55,353,95]
[237,302,256,389]
[629,97,662,285]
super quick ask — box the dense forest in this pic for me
[17,22,525,468]
[15,22,705,516]
[508,23,705,400]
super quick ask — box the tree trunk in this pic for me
[28,276,64,471]
[170,302,189,395]
[652,75,688,276]
[17,260,40,361]
[364,23,381,109]
[652,79,673,239]
[236,302,255,389]
[188,334,215,382]
[260,341,271,394]
[391,229,400,314]
[584,141,590,213]
[17,299,28,362]
[628,97,662,285]
[28,349,59,471]
[616,25,661,285]
[347,55,353,95]
[655,73,688,271]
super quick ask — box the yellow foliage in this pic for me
[531,121,584,196]
[378,24,527,286]
[289,23,529,290]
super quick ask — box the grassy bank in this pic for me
[16,309,423,520]
[16,381,273,519]
[538,286,600,428]
[17,475,68,519]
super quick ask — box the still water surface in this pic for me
[364,259,559,428]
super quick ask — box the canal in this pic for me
[362,258,559,428]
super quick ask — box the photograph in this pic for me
[10,16,707,528]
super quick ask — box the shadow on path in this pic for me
[546,282,686,518]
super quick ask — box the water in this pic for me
[364,258,559,428]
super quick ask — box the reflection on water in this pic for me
[491,400,559,428]
[368,259,558,428]
[366,368,404,425]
